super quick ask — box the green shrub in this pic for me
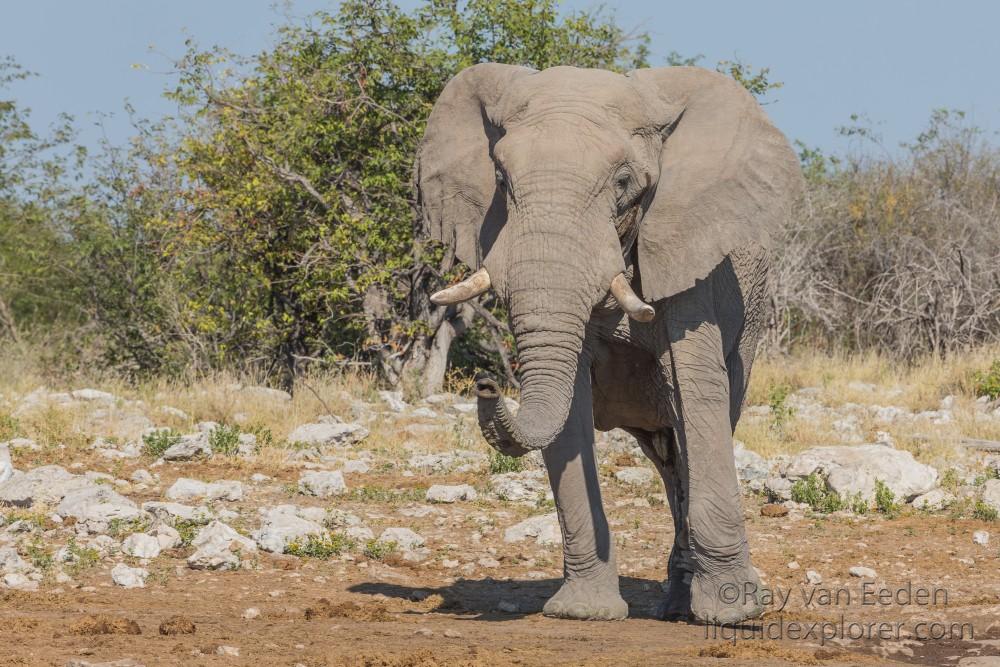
[489,450,524,474]
[285,532,354,559]
[173,518,210,547]
[0,413,20,441]
[142,429,181,458]
[24,538,54,571]
[874,480,900,518]
[790,474,843,513]
[63,537,100,575]
[107,516,151,538]
[767,383,796,431]
[972,360,1000,400]
[363,539,398,562]
[209,424,242,456]
[972,500,998,522]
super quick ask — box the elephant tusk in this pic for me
[430,268,492,305]
[609,273,655,322]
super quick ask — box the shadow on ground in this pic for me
[349,575,667,621]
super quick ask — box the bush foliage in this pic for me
[1,1,997,389]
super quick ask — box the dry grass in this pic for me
[1,343,997,467]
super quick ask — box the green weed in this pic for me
[285,532,354,559]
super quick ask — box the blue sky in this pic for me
[3,1,998,160]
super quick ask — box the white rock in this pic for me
[130,469,155,485]
[784,444,937,501]
[122,533,162,559]
[342,460,369,474]
[57,485,144,532]
[849,566,877,579]
[806,570,822,585]
[142,501,212,525]
[973,530,990,546]
[152,524,182,550]
[491,470,548,502]
[409,450,487,474]
[733,441,768,482]
[981,479,1000,513]
[614,467,656,486]
[0,546,32,574]
[0,465,92,507]
[0,446,12,485]
[253,506,326,553]
[242,607,260,620]
[71,388,117,403]
[426,484,478,503]
[188,521,257,570]
[378,390,408,412]
[504,514,561,546]
[377,527,425,550]
[787,561,800,570]
[3,572,37,590]
[764,477,793,501]
[162,434,211,461]
[912,488,955,511]
[410,407,438,418]
[287,422,369,447]
[216,645,240,657]
[166,478,243,502]
[111,563,148,588]
[298,470,348,497]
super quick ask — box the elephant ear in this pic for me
[416,63,535,269]
[627,67,803,302]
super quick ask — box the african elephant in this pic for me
[415,64,802,624]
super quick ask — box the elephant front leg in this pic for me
[541,362,627,621]
[666,313,762,625]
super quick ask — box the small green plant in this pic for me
[174,518,210,547]
[142,429,182,458]
[63,537,100,575]
[767,383,796,431]
[790,474,844,513]
[363,539,398,561]
[939,468,961,492]
[107,516,151,538]
[849,492,869,515]
[972,360,1000,400]
[24,537,53,571]
[285,532,354,559]
[209,423,242,456]
[0,413,21,440]
[245,422,274,449]
[489,449,524,474]
[972,500,999,522]
[874,480,900,518]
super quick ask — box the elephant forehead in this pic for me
[501,67,644,125]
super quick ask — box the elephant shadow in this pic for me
[348,575,666,621]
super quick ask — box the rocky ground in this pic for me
[2,375,1000,666]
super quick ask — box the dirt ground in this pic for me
[3,490,998,667]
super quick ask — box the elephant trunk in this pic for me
[476,209,613,454]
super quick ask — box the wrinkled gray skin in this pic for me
[416,65,802,623]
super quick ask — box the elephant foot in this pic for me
[689,563,764,625]
[656,570,693,621]
[542,578,628,621]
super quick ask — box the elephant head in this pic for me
[416,65,800,454]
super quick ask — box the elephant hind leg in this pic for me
[630,427,694,621]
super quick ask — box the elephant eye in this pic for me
[614,173,630,197]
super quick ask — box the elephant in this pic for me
[415,64,802,624]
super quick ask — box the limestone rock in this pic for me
[298,470,348,497]
[426,484,478,503]
[504,514,561,546]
